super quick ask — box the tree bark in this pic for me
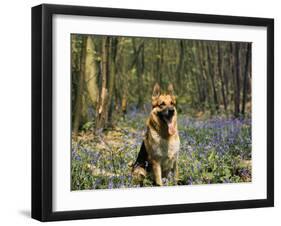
[176,40,184,93]
[95,37,109,131]
[84,36,98,107]
[73,36,87,135]
[206,43,219,111]
[223,43,230,103]
[190,41,204,107]
[233,42,241,117]
[156,39,163,86]
[197,41,208,107]
[108,37,118,125]
[132,39,145,110]
[241,43,251,116]
[217,42,227,111]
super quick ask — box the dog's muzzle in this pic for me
[162,107,175,118]
[167,108,175,117]
[157,107,176,135]
[158,107,175,122]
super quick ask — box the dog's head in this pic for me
[151,83,177,135]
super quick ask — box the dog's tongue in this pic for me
[167,121,176,135]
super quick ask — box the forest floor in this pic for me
[71,108,252,190]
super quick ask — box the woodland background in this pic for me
[71,34,252,190]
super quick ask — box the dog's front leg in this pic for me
[151,159,162,186]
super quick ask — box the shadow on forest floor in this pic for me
[71,109,252,190]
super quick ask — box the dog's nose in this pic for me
[168,108,175,115]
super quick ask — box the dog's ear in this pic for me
[152,83,161,98]
[152,83,161,107]
[167,83,174,96]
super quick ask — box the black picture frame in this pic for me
[32,3,274,222]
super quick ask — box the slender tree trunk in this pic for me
[233,42,241,117]
[223,43,230,103]
[96,37,109,131]
[176,40,184,93]
[113,37,124,112]
[138,42,145,109]
[197,41,208,108]
[206,43,219,111]
[241,43,251,116]
[156,39,163,86]
[71,34,78,124]
[132,39,145,110]
[201,42,212,111]
[217,42,227,111]
[190,41,204,107]
[85,36,98,107]
[119,38,128,117]
[108,37,118,125]
[230,43,236,114]
[73,36,87,135]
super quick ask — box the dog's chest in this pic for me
[149,130,180,160]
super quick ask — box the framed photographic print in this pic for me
[32,4,274,221]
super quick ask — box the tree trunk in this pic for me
[197,41,208,108]
[217,42,227,111]
[96,37,109,131]
[223,43,230,103]
[84,36,98,107]
[241,43,251,116]
[206,43,219,112]
[176,40,184,93]
[138,42,145,109]
[156,39,163,86]
[190,41,204,107]
[108,37,118,125]
[73,36,87,135]
[233,42,241,117]
[132,39,145,110]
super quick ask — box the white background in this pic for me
[0,0,279,225]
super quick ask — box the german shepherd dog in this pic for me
[132,83,180,186]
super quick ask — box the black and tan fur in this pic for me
[132,83,180,186]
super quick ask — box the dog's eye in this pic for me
[170,101,175,105]
[159,102,165,107]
